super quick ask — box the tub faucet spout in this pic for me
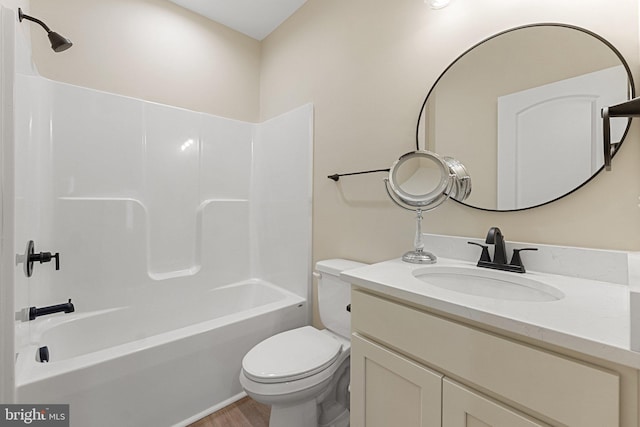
[29,299,74,321]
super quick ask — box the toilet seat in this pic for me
[242,326,343,384]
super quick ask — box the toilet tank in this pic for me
[315,259,367,339]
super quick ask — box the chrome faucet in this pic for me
[468,227,538,273]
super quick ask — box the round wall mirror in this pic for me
[416,23,635,211]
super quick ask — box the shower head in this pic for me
[47,31,73,53]
[18,8,72,53]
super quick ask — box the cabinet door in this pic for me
[442,379,549,427]
[351,334,442,427]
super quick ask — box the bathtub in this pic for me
[15,280,307,427]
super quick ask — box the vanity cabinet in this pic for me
[351,334,547,427]
[351,333,442,427]
[350,289,623,427]
[442,379,547,427]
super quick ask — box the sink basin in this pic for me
[414,266,564,302]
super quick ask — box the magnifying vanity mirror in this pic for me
[417,23,635,211]
[385,150,471,263]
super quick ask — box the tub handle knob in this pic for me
[23,240,60,277]
[32,252,60,270]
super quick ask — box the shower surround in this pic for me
[10,20,312,425]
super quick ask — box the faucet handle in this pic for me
[468,241,491,263]
[509,248,538,271]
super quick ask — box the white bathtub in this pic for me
[15,280,307,427]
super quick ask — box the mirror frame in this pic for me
[388,150,452,207]
[415,23,635,212]
[385,150,472,210]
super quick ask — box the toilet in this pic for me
[239,259,366,427]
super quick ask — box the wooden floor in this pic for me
[188,397,271,427]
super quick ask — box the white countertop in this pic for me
[342,257,640,369]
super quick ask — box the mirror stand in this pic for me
[384,179,439,264]
[402,209,437,264]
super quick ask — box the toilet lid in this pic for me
[242,326,343,383]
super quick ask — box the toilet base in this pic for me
[270,399,318,427]
[269,401,349,427]
[319,407,349,427]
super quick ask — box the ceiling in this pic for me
[168,0,308,41]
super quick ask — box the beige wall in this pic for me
[261,0,640,256]
[28,0,260,122]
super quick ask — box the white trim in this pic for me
[0,5,16,404]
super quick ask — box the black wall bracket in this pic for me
[602,97,640,171]
[327,168,390,181]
